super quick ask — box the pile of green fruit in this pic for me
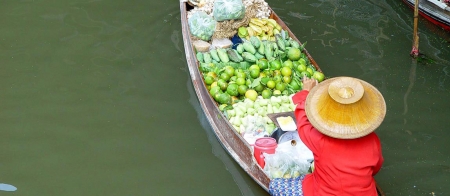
[196,30,325,107]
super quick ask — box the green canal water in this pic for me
[1,0,449,195]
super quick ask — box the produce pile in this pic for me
[187,0,326,138]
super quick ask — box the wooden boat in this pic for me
[402,0,450,32]
[180,1,385,195]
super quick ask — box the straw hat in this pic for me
[305,76,386,139]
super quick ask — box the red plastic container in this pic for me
[253,137,277,168]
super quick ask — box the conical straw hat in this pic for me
[305,77,386,139]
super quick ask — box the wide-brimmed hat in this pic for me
[305,76,386,139]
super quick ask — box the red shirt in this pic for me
[292,90,383,196]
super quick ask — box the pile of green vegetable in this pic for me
[197,29,325,107]
[227,95,295,135]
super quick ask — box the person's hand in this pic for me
[302,77,318,91]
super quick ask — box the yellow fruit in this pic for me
[261,25,269,32]
[247,27,255,37]
[245,89,258,101]
[210,81,218,89]
[306,67,314,76]
[267,25,274,36]
[249,23,263,35]
[312,71,325,82]
[250,18,266,26]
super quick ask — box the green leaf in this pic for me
[249,77,262,88]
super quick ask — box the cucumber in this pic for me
[209,49,221,62]
[217,48,230,63]
[254,52,265,60]
[258,41,265,55]
[203,52,212,63]
[271,41,279,51]
[242,42,256,54]
[227,49,243,63]
[264,42,274,61]
[236,44,244,54]
[196,52,204,63]
[249,36,261,48]
[242,52,257,63]
[275,34,285,51]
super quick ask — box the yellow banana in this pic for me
[249,21,262,28]
[259,33,269,41]
[261,25,269,33]
[275,24,282,31]
[250,18,266,26]
[261,18,271,24]
[266,19,278,27]
[247,27,255,37]
[249,23,263,35]
[266,22,275,29]
[267,25,274,37]
[257,18,267,25]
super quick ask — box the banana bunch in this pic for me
[244,18,282,41]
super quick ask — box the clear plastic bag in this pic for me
[188,11,217,41]
[263,141,312,179]
[242,115,267,145]
[213,0,245,21]
[263,151,291,179]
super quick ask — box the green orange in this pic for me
[270,59,282,70]
[281,66,292,77]
[258,59,269,70]
[267,80,276,89]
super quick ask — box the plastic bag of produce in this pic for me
[242,115,268,145]
[188,11,217,41]
[213,0,245,21]
[263,151,290,179]
[263,142,312,179]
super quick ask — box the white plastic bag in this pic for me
[188,11,217,41]
[213,0,245,21]
[278,138,313,162]
[263,140,313,179]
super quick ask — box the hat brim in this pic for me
[305,77,386,139]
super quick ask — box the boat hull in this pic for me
[402,0,450,32]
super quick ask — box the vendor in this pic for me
[269,76,386,196]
